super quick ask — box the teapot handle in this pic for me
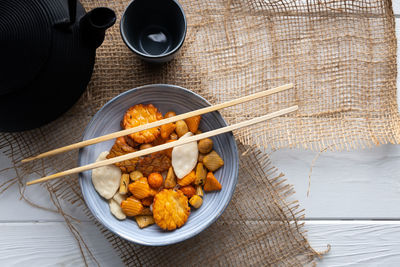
[54,0,77,29]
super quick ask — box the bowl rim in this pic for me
[78,84,239,246]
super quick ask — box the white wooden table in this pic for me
[1,5,400,267]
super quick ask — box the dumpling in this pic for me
[92,151,121,199]
[171,132,198,178]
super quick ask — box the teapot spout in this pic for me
[80,7,116,48]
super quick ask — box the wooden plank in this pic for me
[272,144,400,219]
[4,143,400,221]
[0,153,88,222]
[0,221,399,267]
[393,1,400,15]
[0,222,123,266]
[305,221,400,267]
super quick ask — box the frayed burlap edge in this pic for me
[0,136,327,266]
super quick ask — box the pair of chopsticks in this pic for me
[25,84,297,186]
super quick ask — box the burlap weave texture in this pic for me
[84,0,400,151]
[0,0,398,266]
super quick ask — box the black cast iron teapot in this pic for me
[0,0,116,131]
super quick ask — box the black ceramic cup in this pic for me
[120,0,186,63]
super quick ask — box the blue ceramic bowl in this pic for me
[79,84,238,246]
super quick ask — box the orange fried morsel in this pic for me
[148,172,164,189]
[164,139,176,158]
[122,104,163,144]
[121,197,144,216]
[177,170,196,186]
[129,177,152,199]
[153,189,190,230]
[204,172,222,192]
[161,123,176,139]
[184,115,201,133]
[141,197,154,207]
[136,152,171,177]
[107,137,138,173]
[179,185,196,198]
[161,110,177,139]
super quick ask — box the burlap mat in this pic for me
[0,0,398,266]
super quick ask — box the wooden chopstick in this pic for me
[26,105,298,186]
[21,84,293,163]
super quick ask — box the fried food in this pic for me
[97,103,224,228]
[124,135,138,148]
[189,195,203,209]
[195,185,204,197]
[184,115,201,133]
[177,170,196,186]
[153,189,190,230]
[141,197,154,207]
[136,152,171,177]
[195,163,207,185]
[164,167,176,189]
[106,137,138,173]
[161,112,176,139]
[129,170,143,182]
[203,172,222,192]
[179,185,196,198]
[202,150,224,172]
[175,120,189,137]
[161,122,176,139]
[135,215,155,228]
[121,197,144,217]
[198,138,213,154]
[164,111,176,118]
[128,177,152,199]
[122,104,163,144]
[148,172,163,189]
[119,173,130,195]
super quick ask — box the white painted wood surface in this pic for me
[0,5,400,267]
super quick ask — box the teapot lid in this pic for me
[0,0,52,95]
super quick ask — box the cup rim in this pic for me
[120,0,187,59]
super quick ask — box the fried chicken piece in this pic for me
[107,137,138,173]
[136,152,171,177]
[153,189,190,230]
[122,104,163,144]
